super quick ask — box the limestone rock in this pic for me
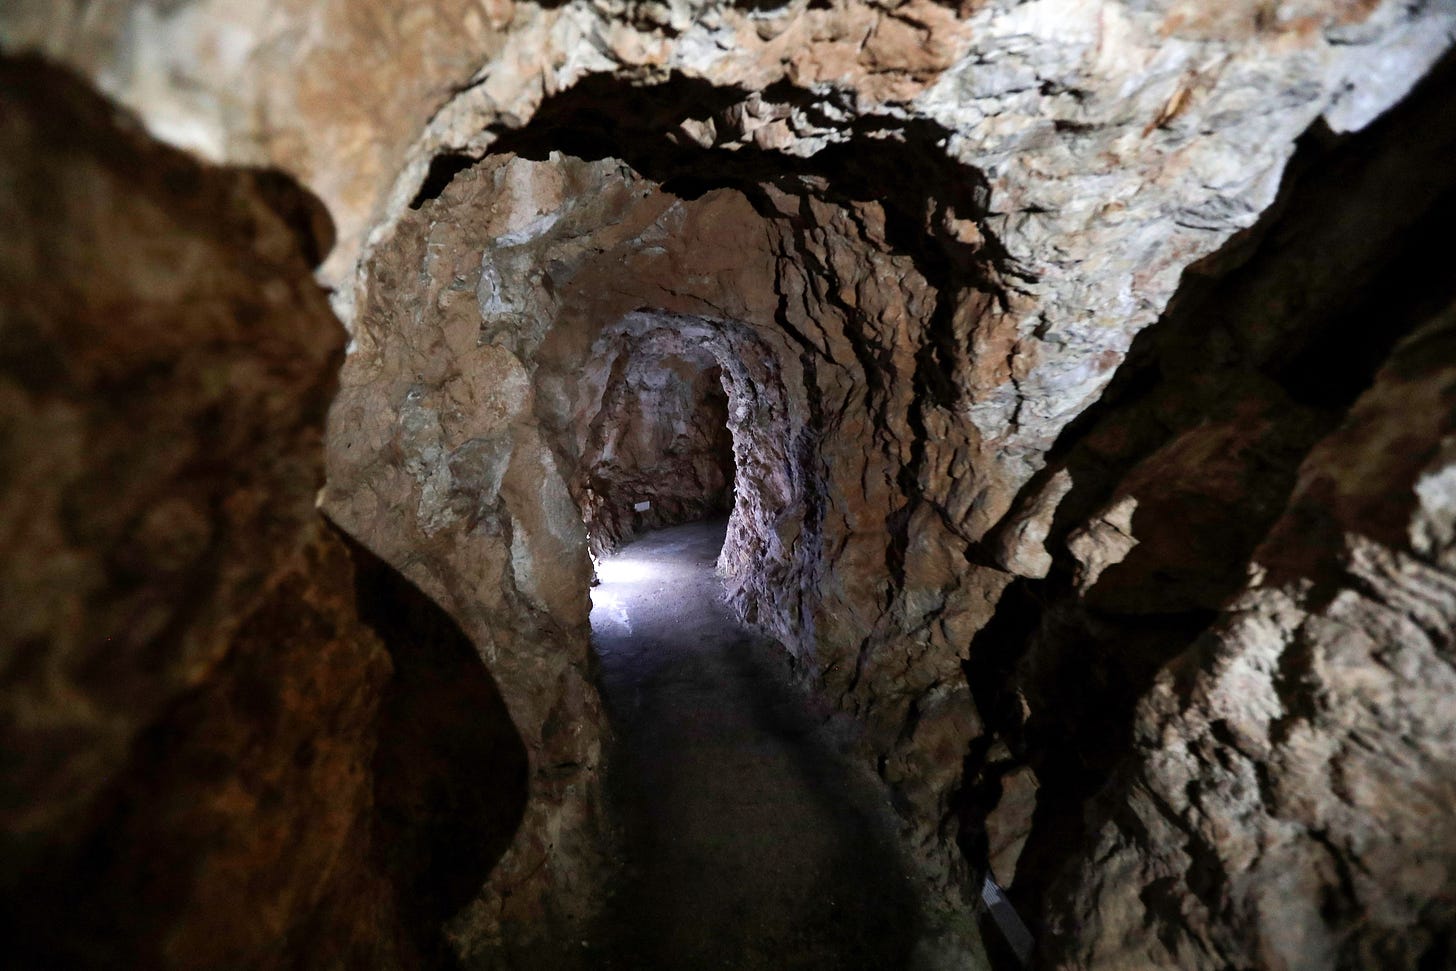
[964,56,1456,968]
[1047,292,1456,970]
[578,343,734,554]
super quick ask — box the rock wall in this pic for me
[1051,306,1456,968]
[320,39,1456,959]
[0,59,525,969]
[320,152,614,964]
[970,54,1456,968]
[6,1,1456,968]
[576,342,734,555]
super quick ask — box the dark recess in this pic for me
[411,152,480,210]
[347,533,530,967]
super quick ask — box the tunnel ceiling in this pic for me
[12,0,1448,537]
[11,1,1451,532]
[5,2,1456,969]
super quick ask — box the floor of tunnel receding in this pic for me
[587,518,924,970]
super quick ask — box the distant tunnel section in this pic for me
[576,339,734,556]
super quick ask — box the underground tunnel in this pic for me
[574,330,736,556]
[4,3,1456,970]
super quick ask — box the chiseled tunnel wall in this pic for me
[4,1,1456,969]
[574,334,734,555]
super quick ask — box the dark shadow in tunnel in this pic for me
[704,364,737,504]
[345,534,530,967]
[719,636,923,968]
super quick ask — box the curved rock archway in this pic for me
[320,139,1005,956]
[572,328,736,556]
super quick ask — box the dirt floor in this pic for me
[588,519,925,969]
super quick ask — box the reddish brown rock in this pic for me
[577,344,735,554]
[317,139,1013,957]
[3,0,1456,966]
[0,58,525,970]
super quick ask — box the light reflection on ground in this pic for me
[594,556,657,585]
[582,520,924,969]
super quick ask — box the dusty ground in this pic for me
[589,519,925,969]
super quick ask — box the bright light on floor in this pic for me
[595,558,656,584]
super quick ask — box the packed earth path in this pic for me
[589,519,935,970]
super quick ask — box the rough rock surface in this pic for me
[9,0,1452,490]
[0,59,525,969]
[6,1,1456,968]
[577,344,734,555]
[966,54,1456,968]
[325,153,926,946]
[1055,307,1456,967]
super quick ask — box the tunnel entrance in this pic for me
[573,316,928,968]
[322,115,996,962]
[577,342,736,557]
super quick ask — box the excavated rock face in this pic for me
[7,1,1456,968]
[0,59,526,968]
[985,58,1456,969]
[320,144,999,955]
[576,340,734,555]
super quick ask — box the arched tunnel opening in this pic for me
[576,334,736,557]
[576,315,926,967]
[6,8,1456,971]
[324,120,988,960]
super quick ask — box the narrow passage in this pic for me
[590,519,921,969]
